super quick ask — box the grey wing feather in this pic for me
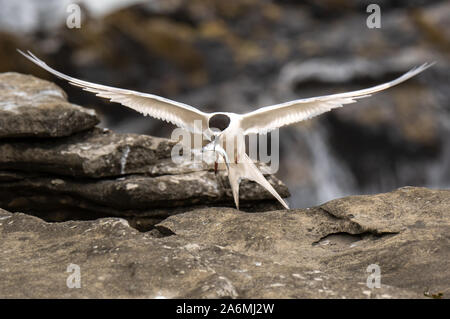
[240,63,434,135]
[18,50,209,134]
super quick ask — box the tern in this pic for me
[18,50,433,209]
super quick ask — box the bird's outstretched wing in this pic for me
[18,50,209,134]
[240,63,434,135]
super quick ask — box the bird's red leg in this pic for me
[214,151,219,175]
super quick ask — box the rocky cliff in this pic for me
[0,73,448,298]
[4,0,449,209]
[0,72,289,231]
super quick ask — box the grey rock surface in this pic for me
[2,1,450,210]
[0,169,288,216]
[0,72,289,228]
[0,186,448,298]
[0,127,176,177]
[0,3,448,299]
[0,72,99,138]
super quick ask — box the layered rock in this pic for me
[0,73,447,298]
[0,186,448,298]
[2,1,449,209]
[0,73,98,138]
[0,73,289,230]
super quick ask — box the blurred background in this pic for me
[1,0,449,208]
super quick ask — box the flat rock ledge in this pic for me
[0,73,289,230]
[0,73,99,138]
[0,187,448,298]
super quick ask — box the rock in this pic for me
[0,73,99,138]
[3,1,449,209]
[0,186,447,298]
[0,72,290,224]
[273,2,450,205]
[0,127,176,178]
[0,169,289,218]
[0,126,283,179]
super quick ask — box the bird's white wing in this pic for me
[240,63,434,135]
[18,50,209,134]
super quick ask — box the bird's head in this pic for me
[206,112,232,142]
[208,113,231,132]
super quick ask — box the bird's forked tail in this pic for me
[226,153,289,210]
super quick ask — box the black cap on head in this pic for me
[208,114,231,131]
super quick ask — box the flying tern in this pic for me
[18,50,433,209]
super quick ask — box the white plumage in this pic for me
[19,50,433,209]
